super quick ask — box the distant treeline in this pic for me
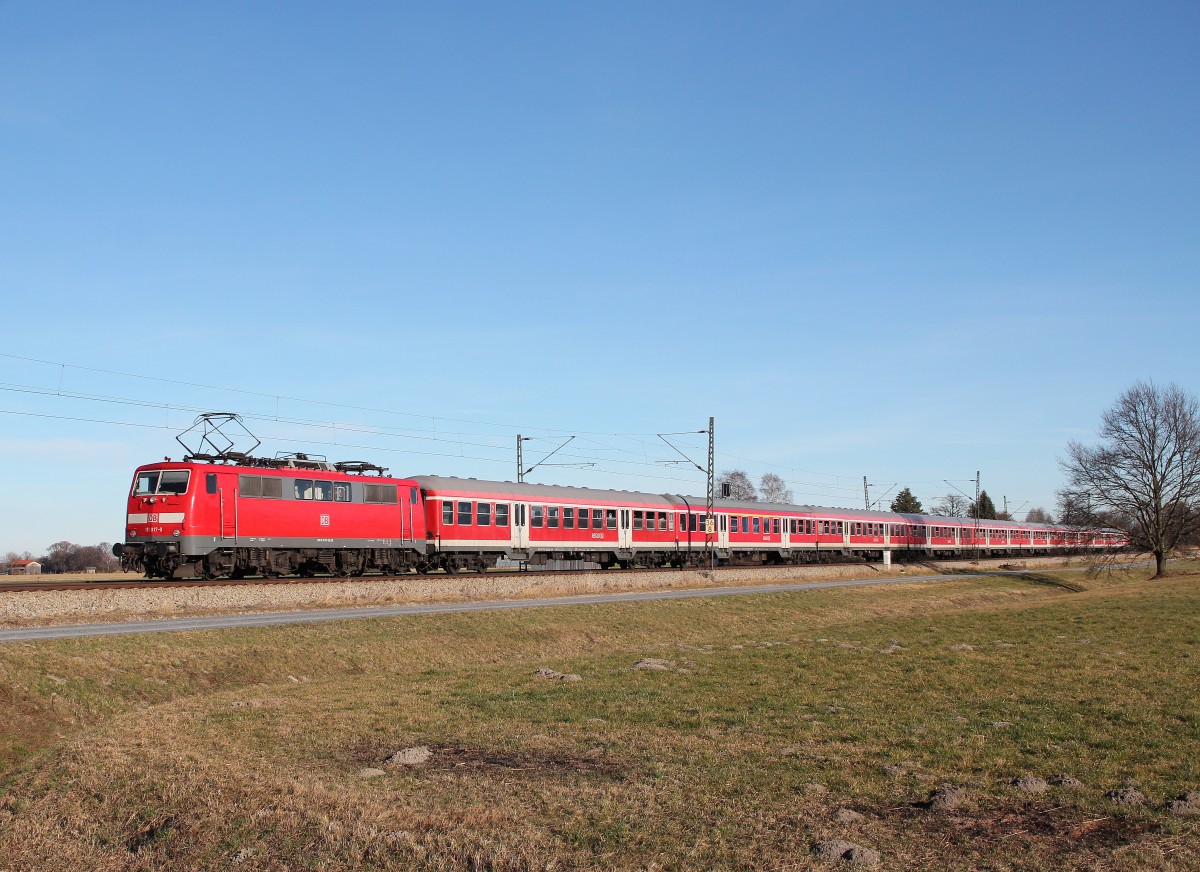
[4,542,121,573]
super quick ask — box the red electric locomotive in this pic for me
[115,455,426,578]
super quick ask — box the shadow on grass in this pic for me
[910,562,1089,592]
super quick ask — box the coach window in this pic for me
[563,507,574,529]
[689,513,698,532]
[633,510,643,531]
[531,506,544,528]
[658,511,668,531]
[442,501,454,525]
[548,506,560,528]
[496,503,510,526]
[314,481,333,501]
[334,483,351,502]
[606,508,617,529]
[731,516,739,533]
[458,501,473,525]
[294,479,314,500]
[477,502,491,526]
[772,518,780,534]
[753,517,761,535]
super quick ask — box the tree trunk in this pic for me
[1154,549,1167,578]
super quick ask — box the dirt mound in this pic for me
[1105,786,1145,806]
[925,786,969,813]
[533,668,581,682]
[1049,774,1083,789]
[812,839,880,866]
[385,746,432,766]
[633,658,673,671]
[1168,791,1200,816]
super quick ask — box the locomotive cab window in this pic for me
[133,469,191,496]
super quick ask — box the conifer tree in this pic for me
[890,487,923,513]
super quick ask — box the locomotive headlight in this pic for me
[172,529,181,537]
[129,529,137,537]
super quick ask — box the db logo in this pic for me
[320,514,330,527]
[148,513,159,523]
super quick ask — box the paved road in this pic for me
[0,566,1097,643]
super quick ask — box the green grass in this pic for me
[0,562,1197,869]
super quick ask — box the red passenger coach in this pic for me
[415,476,685,570]
[116,456,427,579]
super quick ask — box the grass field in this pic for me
[0,562,1197,869]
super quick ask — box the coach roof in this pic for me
[411,476,917,520]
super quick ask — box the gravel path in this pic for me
[0,559,1114,643]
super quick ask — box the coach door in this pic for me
[717,513,730,550]
[513,503,530,551]
[618,509,632,550]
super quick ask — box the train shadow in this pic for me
[909,562,1087,592]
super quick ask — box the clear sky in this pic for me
[1,1,1197,554]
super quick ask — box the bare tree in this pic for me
[1060,381,1200,578]
[717,470,758,501]
[758,472,793,504]
[931,493,970,517]
[1024,507,1054,524]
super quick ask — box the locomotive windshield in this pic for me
[133,469,191,496]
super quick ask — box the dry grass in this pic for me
[0,562,1197,869]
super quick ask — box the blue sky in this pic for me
[1,1,1197,554]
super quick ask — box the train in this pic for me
[113,451,1129,579]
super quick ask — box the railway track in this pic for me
[0,554,1112,595]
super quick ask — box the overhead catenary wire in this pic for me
[0,353,1028,507]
